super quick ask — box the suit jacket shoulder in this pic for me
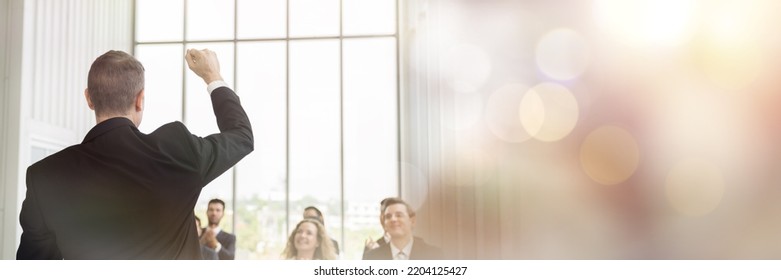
[361,236,387,259]
[363,242,393,260]
[17,87,253,260]
[410,237,444,260]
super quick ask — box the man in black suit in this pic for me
[303,206,340,255]
[201,198,236,260]
[16,49,253,259]
[362,197,393,259]
[363,198,444,260]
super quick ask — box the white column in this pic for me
[1,0,29,261]
[0,0,134,260]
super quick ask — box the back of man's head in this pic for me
[87,50,144,117]
[303,206,325,225]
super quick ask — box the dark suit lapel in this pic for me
[216,230,228,244]
[367,242,394,260]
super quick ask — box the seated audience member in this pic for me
[362,197,394,259]
[202,198,236,260]
[282,219,337,260]
[363,198,444,260]
[194,216,218,260]
[303,206,340,255]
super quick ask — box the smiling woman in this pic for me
[282,219,337,260]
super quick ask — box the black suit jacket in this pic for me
[331,238,340,255]
[17,87,253,259]
[363,237,444,260]
[362,236,387,259]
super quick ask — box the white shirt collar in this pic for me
[390,237,414,260]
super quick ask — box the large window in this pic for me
[135,0,398,259]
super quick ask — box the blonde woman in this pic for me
[282,218,337,260]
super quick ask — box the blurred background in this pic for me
[410,0,781,259]
[3,0,781,259]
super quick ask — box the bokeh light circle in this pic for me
[594,0,698,47]
[580,125,640,185]
[695,39,764,91]
[520,83,580,142]
[485,83,533,143]
[665,159,725,217]
[536,28,590,80]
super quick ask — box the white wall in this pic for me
[1,0,133,259]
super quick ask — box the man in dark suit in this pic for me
[16,49,253,259]
[303,206,340,255]
[362,197,393,259]
[363,198,444,260]
[201,198,236,260]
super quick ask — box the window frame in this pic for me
[133,0,401,259]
